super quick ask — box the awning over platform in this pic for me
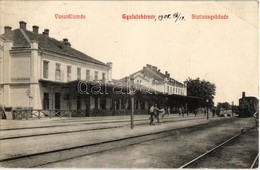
[39,79,203,103]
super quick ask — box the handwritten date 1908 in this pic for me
[155,12,185,22]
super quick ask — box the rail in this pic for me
[179,125,257,168]
[250,153,259,169]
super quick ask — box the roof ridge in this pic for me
[20,29,108,67]
[145,67,164,80]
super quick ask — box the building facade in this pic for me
[121,64,187,96]
[0,21,112,111]
[0,21,200,119]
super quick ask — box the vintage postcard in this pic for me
[0,0,258,168]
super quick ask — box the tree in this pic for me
[185,78,216,107]
[217,102,230,110]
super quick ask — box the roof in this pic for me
[119,64,184,87]
[0,28,109,67]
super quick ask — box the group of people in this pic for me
[149,104,170,125]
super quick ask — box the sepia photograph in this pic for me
[0,0,259,168]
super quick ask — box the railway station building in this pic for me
[0,21,112,111]
[120,64,187,96]
[0,21,201,119]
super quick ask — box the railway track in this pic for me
[179,125,258,169]
[250,153,259,168]
[0,116,205,140]
[0,117,238,168]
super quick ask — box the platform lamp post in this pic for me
[206,99,209,120]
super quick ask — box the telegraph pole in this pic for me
[129,77,135,129]
[232,101,234,117]
[206,99,209,120]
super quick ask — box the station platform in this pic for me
[0,114,245,165]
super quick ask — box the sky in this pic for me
[0,1,258,105]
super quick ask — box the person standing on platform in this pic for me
[182,107,185,117]
[154,104,161,125]
[179,107,182,116]
[162,106,170,118]
[149,104,155,125]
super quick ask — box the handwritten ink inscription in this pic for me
[155,12,186,22]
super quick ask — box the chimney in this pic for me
[146,64,152,69]
[107,62,113,68]
[4,26,12,34]
[242,92,245,98]
[63,38,71,46]
[165,71,168,76]
[19,21,27,30]
[152,66,157,71]
[44,29,49,36]
[32,25,39,34]
[168,73,170,78]
[158,69,160,72]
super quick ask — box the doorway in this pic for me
[55,93,60,110]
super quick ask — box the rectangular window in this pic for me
[55,63,61,80]
[67,66,71,81]
[102,73,106,81]
[94,71,98,80]
[43,60,49,79]
[86,70,90,81]
[77,68,81,80]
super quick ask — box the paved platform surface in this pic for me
[0,114,237,161]
[0,113,201,129]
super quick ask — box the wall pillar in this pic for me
[145,101,148,110]
[3,85,10,106]
[114,101,117,110]
[107,62,113,81]
[2,40,12,107]
[30,41,41,109]
[98,97,100,109]
[119,99,122,110]
[30,84,41,109]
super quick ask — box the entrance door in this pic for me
[43,93,49,109]
[55,93,60,110]
[77,96,81,110]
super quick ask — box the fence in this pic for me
[2,108,148,120]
